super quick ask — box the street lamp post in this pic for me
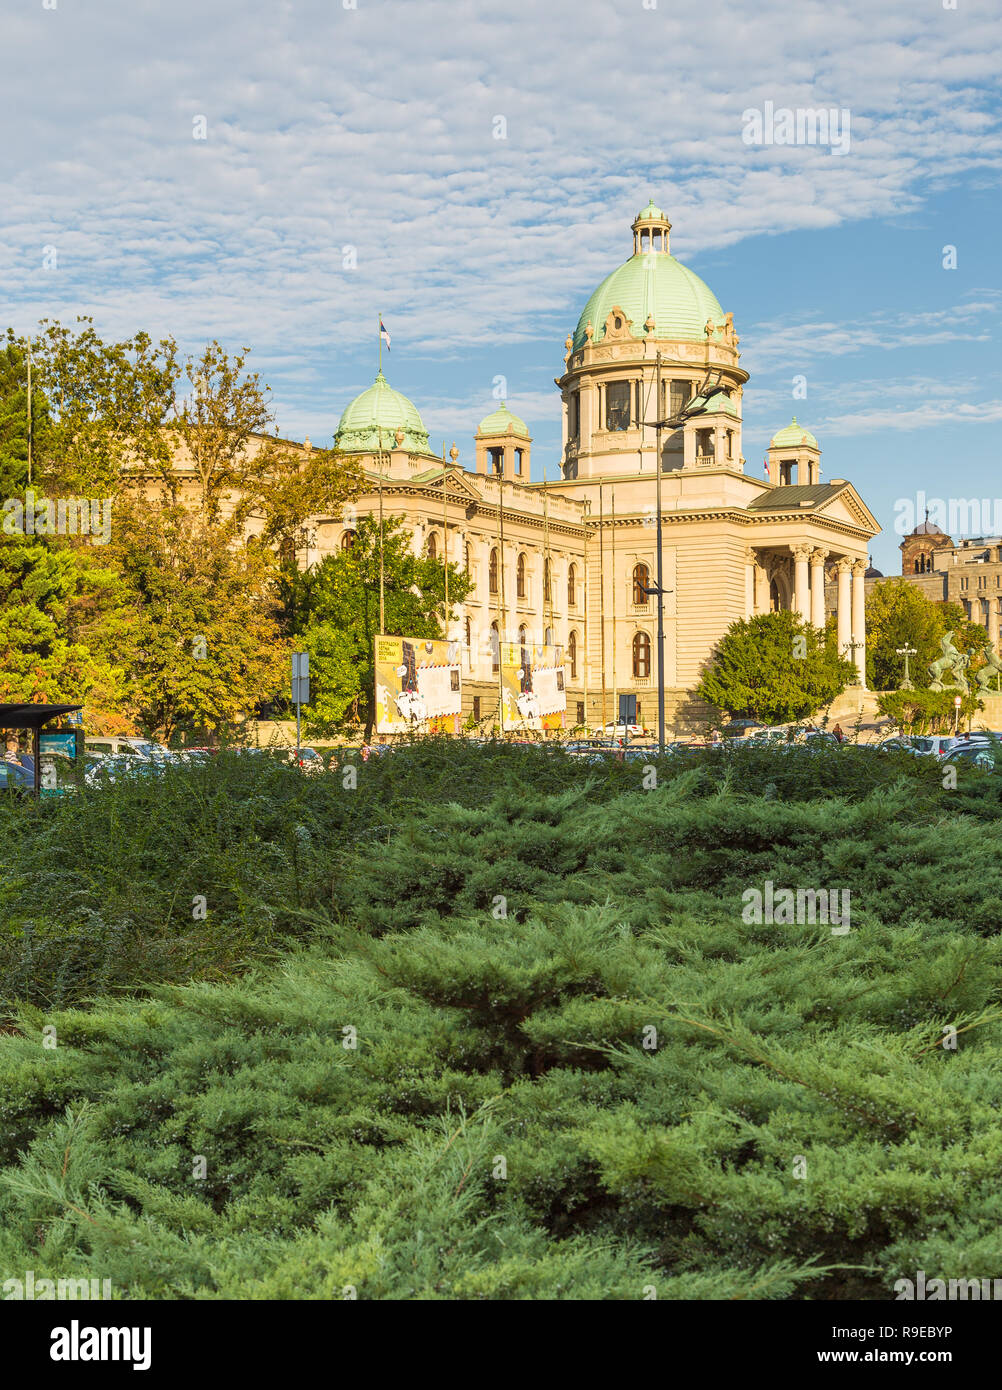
[641,357,729,753]
[895,645,917,690]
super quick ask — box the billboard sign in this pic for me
[374,635,462,734]
[500,641,566,733]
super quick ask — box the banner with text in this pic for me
[374,635,462,734]
[500,641,566,733]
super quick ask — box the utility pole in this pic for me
[642,360,728,754]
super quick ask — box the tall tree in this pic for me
[865,581,991,690]
[110,502,288,742]
[292,514,472,737]
[697,610,856,724]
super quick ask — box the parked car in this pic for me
[720,719,766,740]
[877,734,960,759]
[0,760,33,794]
[598,723,644,738]
[941,744,997,772]
[84,755,164,788]
[288,747,324,773]
[85,737,152,761]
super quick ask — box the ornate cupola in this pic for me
[632,200,672,255]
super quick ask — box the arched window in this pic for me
[516,552,527,599]
[518,623,528,646]
[568,630,578,680]
[489,548,499,595]
[632,631,651,679]
[633,562,650,605]
[914,558,921,574]
[490,621,500,673]
[340,529,356,551]
[427,532,438,561]
[543,557,551,604]
[567,563,576,607]
[544,626,553,647]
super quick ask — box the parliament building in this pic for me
[308,201,880,730]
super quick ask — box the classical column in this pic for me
[755,555,770,613]
[793,544,811,622]
[744,547,756,618]
[810,547,828,629]
[811,544,822,628]
[836,558,852,659]
[851,559,867,687]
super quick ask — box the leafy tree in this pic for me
[697,609,856,723]
[163,341,360,536]
[865,581,991,691]
[27,318,178,494]
[109,502,288,742]
[292,514,472,737]
[876,688,981,734]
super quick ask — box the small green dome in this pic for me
[477,402,529,437]
[769,417,818,449]
[573,249,725,350]
[334,371,430,454]
[635,199,665,221]
[694,390,740,419]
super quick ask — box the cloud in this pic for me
[1,0,1000,444]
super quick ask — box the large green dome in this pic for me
[334,371,430,454]
[572,210,725,351]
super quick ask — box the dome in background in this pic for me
[334,371,430,455]
[769,417,819,450]
[477,402,529,437]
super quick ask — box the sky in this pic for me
[3,0,1001,574]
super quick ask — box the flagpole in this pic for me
[378,312,382,374]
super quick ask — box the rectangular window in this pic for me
[473,696,481,720]
[605,381,631,432]
[569,393,579,440]
[669,379,691,418]
[576,701,585,725]
[489,447,503,474]
[515,448,523,475]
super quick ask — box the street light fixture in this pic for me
[640,354,730,753]
[895,645,917,691]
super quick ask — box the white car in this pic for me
[877,735,960,759]
[600,722,644,738]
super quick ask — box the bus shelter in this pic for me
[0,703,83,796]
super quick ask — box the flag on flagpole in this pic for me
[380,318,391,352]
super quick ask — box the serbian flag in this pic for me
[380,318,391,351]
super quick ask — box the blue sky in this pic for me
[4,0,1000,574]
